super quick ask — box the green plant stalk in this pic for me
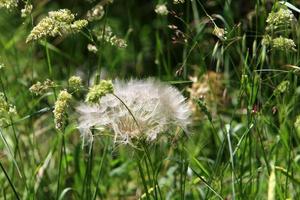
[92,138,109,200]
[56,133,65,200]
[142,142,163,200]
[45,40,57,99]
[136,152,150,200]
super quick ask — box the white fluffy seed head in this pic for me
[77,79,191,145]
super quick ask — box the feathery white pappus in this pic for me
[77,79,191,145]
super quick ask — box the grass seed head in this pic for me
[85,80,114,104]
[0,92,17,127]
[68,76,83,90]
[0,0,17,10]
[53,90,72,130]
[21,3,33,18]
[266,6,294,31]
[155,4,169,16]
[86,3,104,21]
[29,79,54,95]
[26,9,88,43]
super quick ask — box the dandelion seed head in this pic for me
[77,79,191,145]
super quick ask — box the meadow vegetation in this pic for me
[0,0,300,199]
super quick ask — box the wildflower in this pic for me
[53,90,72,130]
[155,4,168,16]
[87,44,98,53]
[85,80,114,103]
[173,0,185,4]
[77,79,191,145]
[266,6,294,31]
[0,0,17,10]
[0,92,17,127]
[26,9,88,43]
[68,76,83,90]
[29,79,54,95]
[94,26,127,48]
[86,3,104,21]
[21,3,33,18]
[272,36,296,52]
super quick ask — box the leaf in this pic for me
[0,129,22,177]
[279,1,300,13]
[58,187,76,200]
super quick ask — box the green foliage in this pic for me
[0,0,300,199]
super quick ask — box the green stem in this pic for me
[142,143,162,200]
[136,153,150,200]
[56,134,64,200]
[92,139,108,200]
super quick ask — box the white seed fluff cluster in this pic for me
[77,79,191,145]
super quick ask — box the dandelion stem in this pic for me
[136,152,150,200]
[142,142,163,200]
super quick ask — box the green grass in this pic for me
[0,0,300,199]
